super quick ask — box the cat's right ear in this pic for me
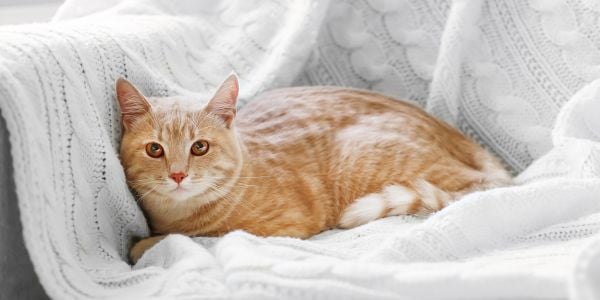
[206,73,239,129]
[116,78,151,130]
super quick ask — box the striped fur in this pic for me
[117,76,512,263]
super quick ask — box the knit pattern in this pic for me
[0,0,599,298]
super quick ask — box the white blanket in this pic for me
[1,0,600,298]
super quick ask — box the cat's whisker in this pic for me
[127,180,163,184]
[128,178,168,188]
[199,186,237,231]
[193,179,260,192]
[137,185,159,203]
[128,177,165,183]
[206,185,238,208]
[195,175,275,179]
[190,178,258,188]
[207,183,257,212]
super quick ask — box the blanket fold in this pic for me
[1,0,600,298]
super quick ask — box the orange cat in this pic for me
[117,74,511,263]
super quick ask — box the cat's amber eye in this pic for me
[191,140,209,156]
[145,142,164,158]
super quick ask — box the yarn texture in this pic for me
[1,0,600,298]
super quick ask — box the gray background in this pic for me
[0,113,48,299]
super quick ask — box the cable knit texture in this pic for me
[1,0,600,298]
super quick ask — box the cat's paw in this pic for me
[129,235,166,264]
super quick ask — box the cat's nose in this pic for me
[169,172,187,184]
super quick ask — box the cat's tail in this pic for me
[339,173,509,229]
[339,180,457,228]
[411,154,512,215]
[410,179,456,215]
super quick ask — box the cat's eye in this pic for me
[191,140,209,156]
[145,142,164,158]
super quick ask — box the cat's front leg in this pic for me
[129,235,166,264]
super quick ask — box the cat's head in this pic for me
[117,74,243,203]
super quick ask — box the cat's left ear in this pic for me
[206,73,239,128]
[115,78,151,130]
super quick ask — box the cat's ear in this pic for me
[115,78,151,130]
[206,73,239,128]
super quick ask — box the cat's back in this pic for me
[235,86,496,183]
[232,86,509,233]
[237,86,443,136]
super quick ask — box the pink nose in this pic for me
[170,172,187,184]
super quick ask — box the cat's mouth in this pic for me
[165,185,196,201]
[172,185,187,192]
[154,177,216,202]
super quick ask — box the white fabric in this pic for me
[0,0,599,298]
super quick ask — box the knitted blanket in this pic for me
[1,0,599,298]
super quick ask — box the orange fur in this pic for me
[117,75,511,263]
